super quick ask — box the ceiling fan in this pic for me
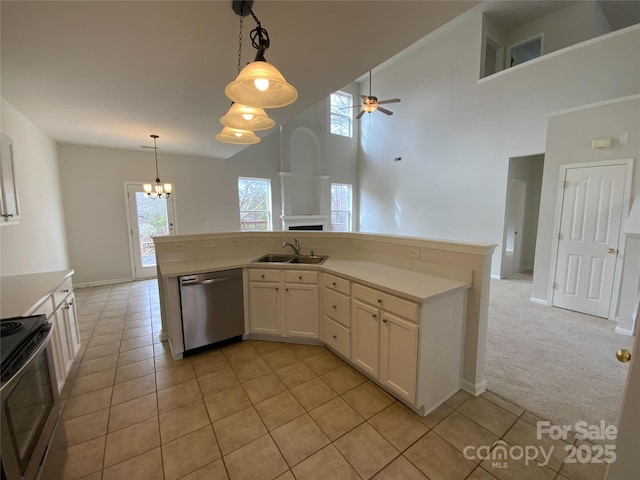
[348,71,401,119]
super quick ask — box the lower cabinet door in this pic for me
[380,311,418,403]
[284,285,319,338]
[249,283,281,334]
[351,299,380,378]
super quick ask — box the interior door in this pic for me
[553,164,626,318]
[126,183,176,279]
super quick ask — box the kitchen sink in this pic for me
[289,255,328,264]
[252,254,328,265]
[253,254,297,263]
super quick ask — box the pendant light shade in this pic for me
[215,126,261,145]
[225,60,298,108]
[220,102,275,130]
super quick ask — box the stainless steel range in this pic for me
[1,315,67,480]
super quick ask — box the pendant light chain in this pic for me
[237,6,244,75]
[153,135,160,179]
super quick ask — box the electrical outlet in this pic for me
[173,243,184,250]
[205,241,216,248]
[408,247,419,258]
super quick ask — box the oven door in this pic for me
[1,326,61,480]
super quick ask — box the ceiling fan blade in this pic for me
[377,98,401,105]
[377,106,394,115]
[340,105,364,109]
[356,109,366,119]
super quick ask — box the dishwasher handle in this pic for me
[181,277,236,287]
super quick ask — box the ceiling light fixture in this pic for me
[143,135,172,198]
[215,126,260,144]
[220,102,275,131]
[224,0,298,109]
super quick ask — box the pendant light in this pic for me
[224,1,297,109]
[143,135,172,198]
[216,126,260,144]
[220,102,275,131]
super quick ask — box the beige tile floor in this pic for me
[59,279,607,480]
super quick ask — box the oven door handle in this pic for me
[0,323,55,393]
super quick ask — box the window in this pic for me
[508,35,542,68]
[330,183,352,232]
[330,91,353,138]
[238,177,272,231]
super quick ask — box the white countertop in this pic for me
[158,256,470,303]
[1,270,74,318]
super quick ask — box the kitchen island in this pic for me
[154,231,495,415]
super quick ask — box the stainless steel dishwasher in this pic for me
[179,269,244,352]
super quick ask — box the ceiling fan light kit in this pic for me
[217,0,297,144]
[350,70,401,120]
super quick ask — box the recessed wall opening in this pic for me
[500,154,544,279]
[508,35,543,68]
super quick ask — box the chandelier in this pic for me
[143,134,172,198]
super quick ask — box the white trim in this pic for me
[548,159,634,320]
[615,326,635,336]
[461,378,487,396]
[478,24,640,84]
[491,274,502,280]
[74,277,136,289]
[549,94,640,118]
[506,33,544,69]
[530,297,550,306]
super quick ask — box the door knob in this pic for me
[608,248,617,254]
[616,349,632,363]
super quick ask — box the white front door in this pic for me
[126,183,176,279]
[553,164,626,318]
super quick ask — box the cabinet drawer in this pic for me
[323,316,350,359]
[248,269,281,283]
[322,287,350,328]
[284,270,318,284]
[353,283,418,322]
[322,273,351,296]
[53,277,74,309]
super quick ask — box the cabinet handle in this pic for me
[64,304,71,310]
[298,276,303,280]
[382,318,388,323]
[286,288,289,292]
[275,287,279,291]
[332,282,337,287]
[377,299,383,304]
[68,300,74,306]
[62,289,69,293]
[372,313,377,318]
[332,335,337,340]
[1,213,14,218]
[332,304,337,309]
[261,274,265,279]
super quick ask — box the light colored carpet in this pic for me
[486,273,634,428]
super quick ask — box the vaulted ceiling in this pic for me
[1,0,478,159]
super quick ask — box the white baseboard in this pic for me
[461,378,487,396]
[615,326,635,336]
[491,274,502,280]
[530,297,550,305]
[74,277,135,288]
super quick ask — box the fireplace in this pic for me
[280,215,329,231]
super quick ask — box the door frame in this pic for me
[501,178,528,277]
[547,159,633,320]
[123,181,178,280]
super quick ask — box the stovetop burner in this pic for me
[0,321,24,337]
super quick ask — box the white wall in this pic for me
[0,98,69,277]
[532,96,640,302]
[358,18,640,278]
[58,88,360,285]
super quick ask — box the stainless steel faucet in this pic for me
[282,238,301,256]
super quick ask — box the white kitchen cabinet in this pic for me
[248,268,319,339]
[284,284,318,338]
[321,272,352,357]
[380,311,418,403]
[248,282,281,335]
[29,275,80,393]
[351,283,420,403]
[0,134,20,224]
[351,299,380,378]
